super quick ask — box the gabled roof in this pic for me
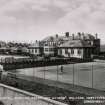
[59,40,93,48]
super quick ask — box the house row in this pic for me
[28,32,100,59]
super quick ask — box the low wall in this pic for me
[0,84,67,105]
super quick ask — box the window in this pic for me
[49,48,53,51]
[35,49,37,53]
[32,49,34,53]
[59,49,62,55]
[65,49,68,54]
[45,42,48,46]
[71,49,74,54]
[29,49,31,53]
[45,48,48,52]
[78,49,81,55]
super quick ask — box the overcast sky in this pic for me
[0,0,105,44]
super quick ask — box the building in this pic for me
[42,36,57,56]
[28,41,43,56]
[57,32,100,59]
[42,32,73,56]
[21,47,29,54]
[58,40,94,59]
[74,32,100,55]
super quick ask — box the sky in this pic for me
[0,0,105,44]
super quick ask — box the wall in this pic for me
[58,48,84,58]
[44,46,55,56]
[0,84,67,105]
[29,48,40,55]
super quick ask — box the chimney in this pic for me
[81,32,85,39]
[78,32,81,39]
[95,33,98,39]
[72,34,75,40]
[65,32,69,37]
[56,34,58,38]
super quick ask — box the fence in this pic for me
[3,61,105,91]
[1,61,105,104]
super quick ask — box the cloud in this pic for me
[31,5,49,12]
[56,1,105,43]
[0,0,50,14]
[0,0,105,43]
[53,0,70,9]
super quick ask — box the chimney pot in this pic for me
[78,32,81,39]
[65,32,69,37]
[56,34,58,38]
[72,34,75,40]
[95,33,98,39]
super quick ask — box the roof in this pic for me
[42,33,96,43]
[42,35,73,43]
[100,45,105,52]
[59,40,93,48]
[29,41,43,48]
[75,33,95,40]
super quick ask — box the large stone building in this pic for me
[42,32,73,56]
[57,32,100,59]
[58,40,94,59]
[41,32,100,59]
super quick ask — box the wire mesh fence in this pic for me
[1,61,105,91]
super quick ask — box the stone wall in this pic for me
[0,84,67,105]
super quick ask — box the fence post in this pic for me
[57,65,59,81]
[73,63,75,86]
[33,66,35,80]
[44,61,45,80]
[92,64,93,88]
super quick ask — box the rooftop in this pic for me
[29,41,43,48]
[59,40,93,48]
